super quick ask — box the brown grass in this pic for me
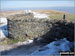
[0,10,75,22]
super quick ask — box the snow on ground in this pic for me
[0,17,8,39]
[24,10,49,19]
[0,30,7,39]
[25,10,32,14]
[31,38,73,56]
[33,12,49,19]
[0,38,74,55]
[0,17,7,26]
[17,39,33,46]
[25,39,33,44]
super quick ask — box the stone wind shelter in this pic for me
[7,10,51,40]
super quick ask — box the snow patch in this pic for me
[0,25,8,39]
[25,10,32,14]
[0,17,7,26]
[24,10,49,19]
[0,30,6,39]
[33,12,49,19]
[0,17,8,39]
[25,39,33,44]
[31,38,71,55]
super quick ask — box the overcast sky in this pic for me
[1,0,75,10]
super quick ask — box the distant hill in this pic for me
[0,7,75,14]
